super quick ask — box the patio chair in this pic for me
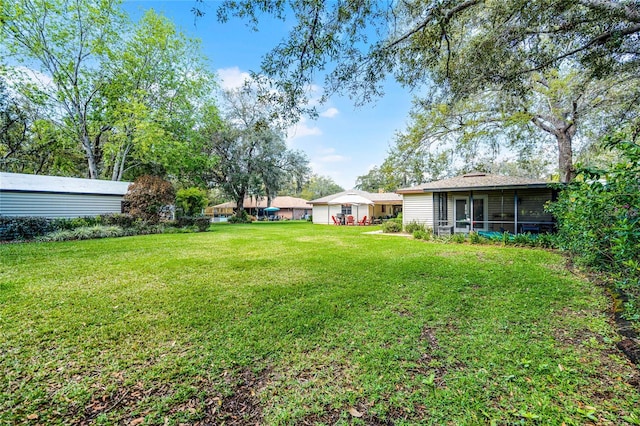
[332,215,340,225]
[346,215,355,225]
[357,216,368,226]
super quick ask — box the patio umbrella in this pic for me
[264,206,280,212]
[328,193,374,223]
[327,193,374,206]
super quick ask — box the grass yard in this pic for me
[1,222,639,425]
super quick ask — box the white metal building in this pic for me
[0,172,131,218]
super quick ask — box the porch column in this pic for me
[514,190,519,235]
[470,191,474,232]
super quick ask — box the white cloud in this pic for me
[217,67,252,90]
[319,107,339,118]
[9,66,53,90]
[318,154,348,163]
[286,116,322,145]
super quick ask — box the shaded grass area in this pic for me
[1,222,639,425]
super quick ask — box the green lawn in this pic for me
[1,222,638,425]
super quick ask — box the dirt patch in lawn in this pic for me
[76,367,269,425]
[297,402,396,425]
[199,367,269,425]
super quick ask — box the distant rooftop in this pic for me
[212,196,311,209]
[0,172,131,195]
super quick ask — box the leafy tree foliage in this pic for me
[354,166,389,193]
[175,187,208,217]
[211,0,640,109]
[206,86,310,216]
[100,10,216,182]
[0,79,83,175]
[1,0,125,179]
[124,175,175,223]
[212,1,640,182]
[399,68,639,182]
[548,134,640,313]
[1,1,218,181]
[299,174,344,200]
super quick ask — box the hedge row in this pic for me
[0,214,211,242]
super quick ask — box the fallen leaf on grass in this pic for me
[348,407,363,418]
[130,417,145,425]
[26,413,38,420]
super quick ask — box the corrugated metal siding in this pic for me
[0,191,124,217]
[403,194,433,227]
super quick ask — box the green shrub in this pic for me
[548,135,640,318]
[382,220,402,233]
[452,233,466,243]
[172,216,211,231]
[412,229,430,240]
[501,232,512,245]
[101,213,139,229]
[469,231,484,244]
[228,210,252,223]
[0,216,54,241]
[405,220,425,234]
[513,232,537,246]
[535,233,557,249]
[548,136,640,271]
[39,225,125,242]
[175,187,208,217]
[52,216,102,230]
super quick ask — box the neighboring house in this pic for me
[0,172,131,218]
[208,196,312,221]
[396,172,558,235]
[309,189,403,225]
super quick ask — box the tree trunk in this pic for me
[82,134,99,179]
[557,131,576,183]
[236,190,246,217]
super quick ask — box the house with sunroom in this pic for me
[396,172,558,235]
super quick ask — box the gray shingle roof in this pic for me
[396,173,550,193]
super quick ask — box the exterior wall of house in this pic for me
[312,205,330,224]
[400,188,555,235]
[312,204,374,224]
[402,194,433,227]
[0,191,124,218]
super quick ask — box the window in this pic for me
[341,205,352,215]
[381,205,386,213]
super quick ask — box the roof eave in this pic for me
[424,183,552,192]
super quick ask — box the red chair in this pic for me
[358,216,368,226]
[346,215,355,225]
[332,215,340,225]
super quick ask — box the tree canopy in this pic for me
[212,0,640,108]
[211,0,640,182]
[1,0,218,182]
[206,86,311,215]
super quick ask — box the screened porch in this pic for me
[433,188,557,236]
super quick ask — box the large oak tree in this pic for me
[210,0,640,181]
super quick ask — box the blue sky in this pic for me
[123,1,415,190]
